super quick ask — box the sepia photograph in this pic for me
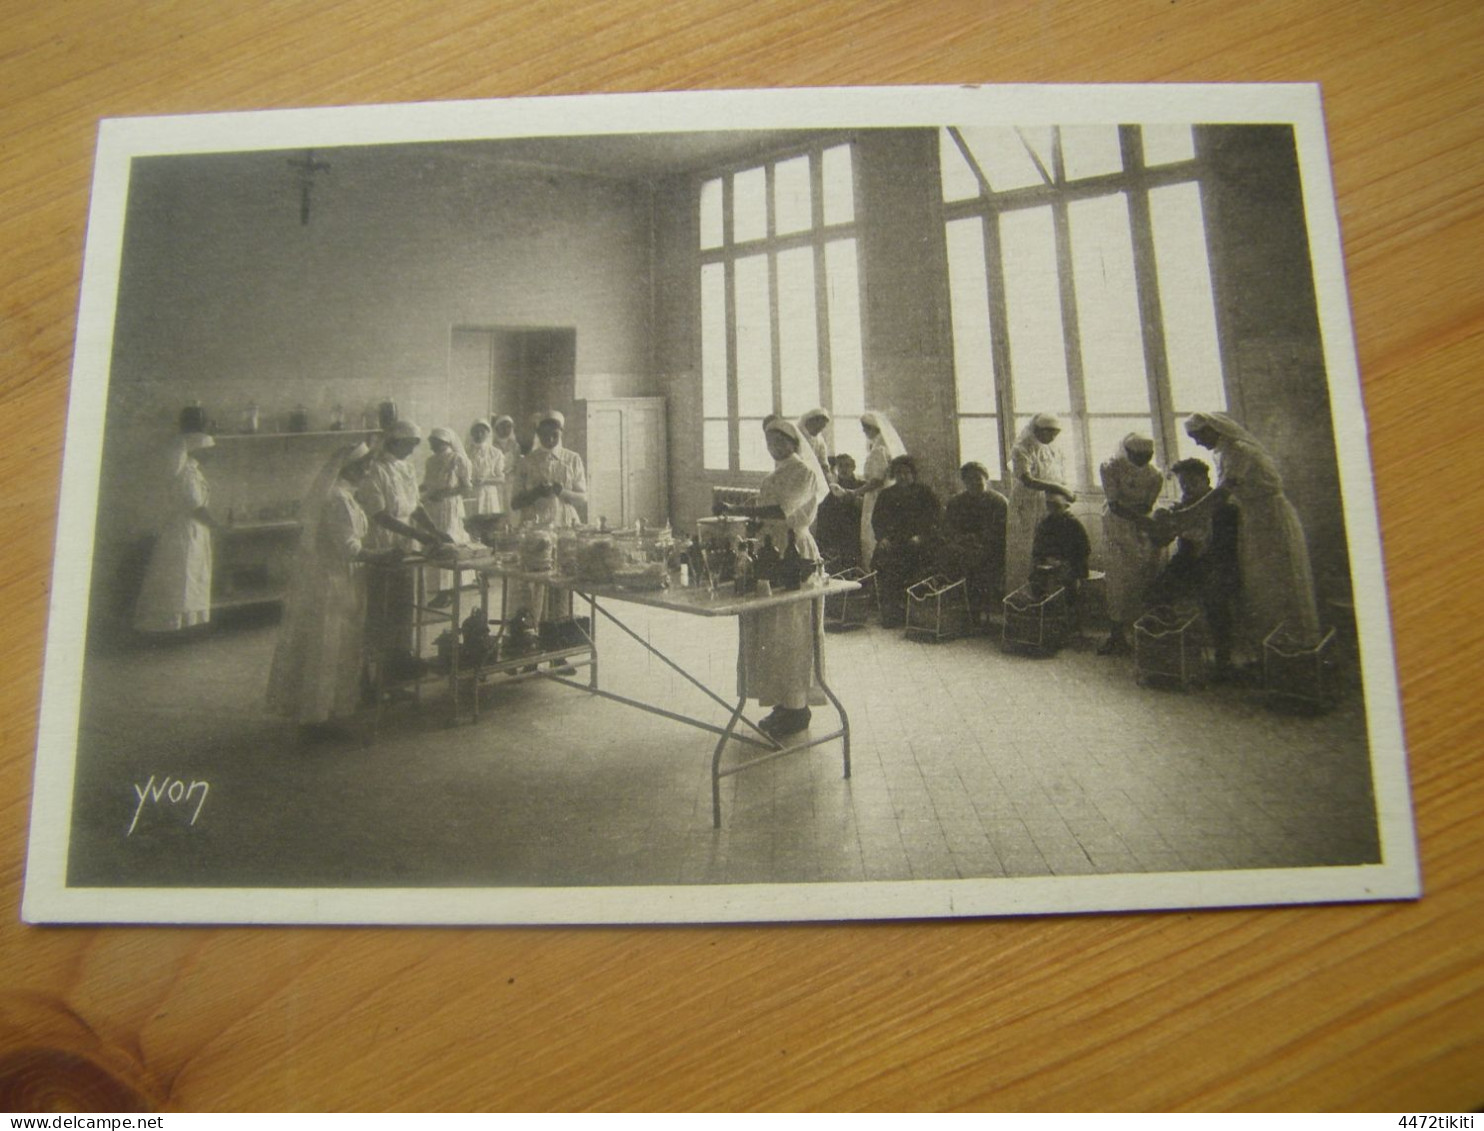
[23,84,1418,924]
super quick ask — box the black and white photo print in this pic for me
[24,85,1419,925]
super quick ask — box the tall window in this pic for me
[941,124,1226,487]
[700,143,865,471]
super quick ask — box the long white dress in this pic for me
[423,448,471,543]
[1100,456,1166,624]
[859,440,892,567]
[357,454,421,552]
[1216,436,1320,644]
[740,454,826,708]
[265,481,368,724]
[1007,436,1068,593]
[133,459,212,632]
[468,442,505,516]
[493,433,522,513]
[516,445,587,528]
[511,444,588,620]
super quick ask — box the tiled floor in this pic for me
[66,600,1380,889]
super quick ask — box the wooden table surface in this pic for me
[2,1,1481,1112]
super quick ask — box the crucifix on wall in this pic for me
[287,148,331,225]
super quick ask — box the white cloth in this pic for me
[1007,426,1069,591]
[740,452,826,708]
[467,433,506,516]
[859,441,892,568]
[266,478,368,724]
[356,453,422,552]
[491,417,521,513]
[516,444,587,528]
[133,455,212,632]
[1100,450,1166,623]
[1215,435,1320,644]
[857,412,906,566]
[423,440,471,543]
[797,409,832,483]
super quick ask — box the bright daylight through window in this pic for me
[941,124,1225,486]
[699,143,865,472]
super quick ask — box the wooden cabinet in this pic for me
[572,397,668,529]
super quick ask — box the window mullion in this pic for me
[978,214,1014,482]
[723,174,741,472]
[811,152,832,417]
[1122,126,1179,464]
[1050,130,1091,488]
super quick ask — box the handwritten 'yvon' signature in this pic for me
[128,774,209,836]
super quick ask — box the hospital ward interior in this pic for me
[69,124,1382,891]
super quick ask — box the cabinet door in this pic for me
[626,402,667,526]
[586,404,627,528]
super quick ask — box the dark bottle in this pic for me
[733,541,754,597]
[687,537,708,588]
[779,528,804,591]
[755,534,781,585]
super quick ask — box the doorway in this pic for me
[449,326,577,447]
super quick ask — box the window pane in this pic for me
[704,420,730,470]
[739,418,772,472]
[734,254,773,416]
[1089,416,1158,479]
[776,246,820,416]
[1000,206,1071,417]
[824,239,865,418]
[832,427,864,472]
[1172,430,1212,466]
[1069,193,1149,414]
[957,417,1002,479]
[822,145,854,225]
[945,217,996,414]
[774,155,812,236]
[1149,182,1226,412]
[701,262,727,416]
[733,167,767,243]
[1061,125,1123,181]
[939,129,980,202]
[956,126,1046,192]
[1142,125,1195,167]
[700,177,723,249]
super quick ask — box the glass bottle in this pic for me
[780,528,803,591]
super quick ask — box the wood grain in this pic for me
[2,0,1481,1112]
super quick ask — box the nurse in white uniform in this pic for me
[133,432,218,634]
[266,442,380,733]
[717,419,830,739]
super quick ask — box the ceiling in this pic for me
[397,129,844,182]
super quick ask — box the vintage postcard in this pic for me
[23,84,1418,924]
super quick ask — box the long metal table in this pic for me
[466,561,859,827]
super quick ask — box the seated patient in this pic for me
[816,454,863,569]
[1029,488,1091,605]
[870,455,941,628]
[941,460,1008,626]
[1148,457,1241,677]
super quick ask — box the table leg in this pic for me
[711,695,750,829]
[448,564,462,727]
[812,594,851,779]
[471,572,490,724]
[587,592,598,691]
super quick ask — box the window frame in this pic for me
[697,136,864,476]
[942,124,1233,491]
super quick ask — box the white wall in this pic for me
[96,142,659,608]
